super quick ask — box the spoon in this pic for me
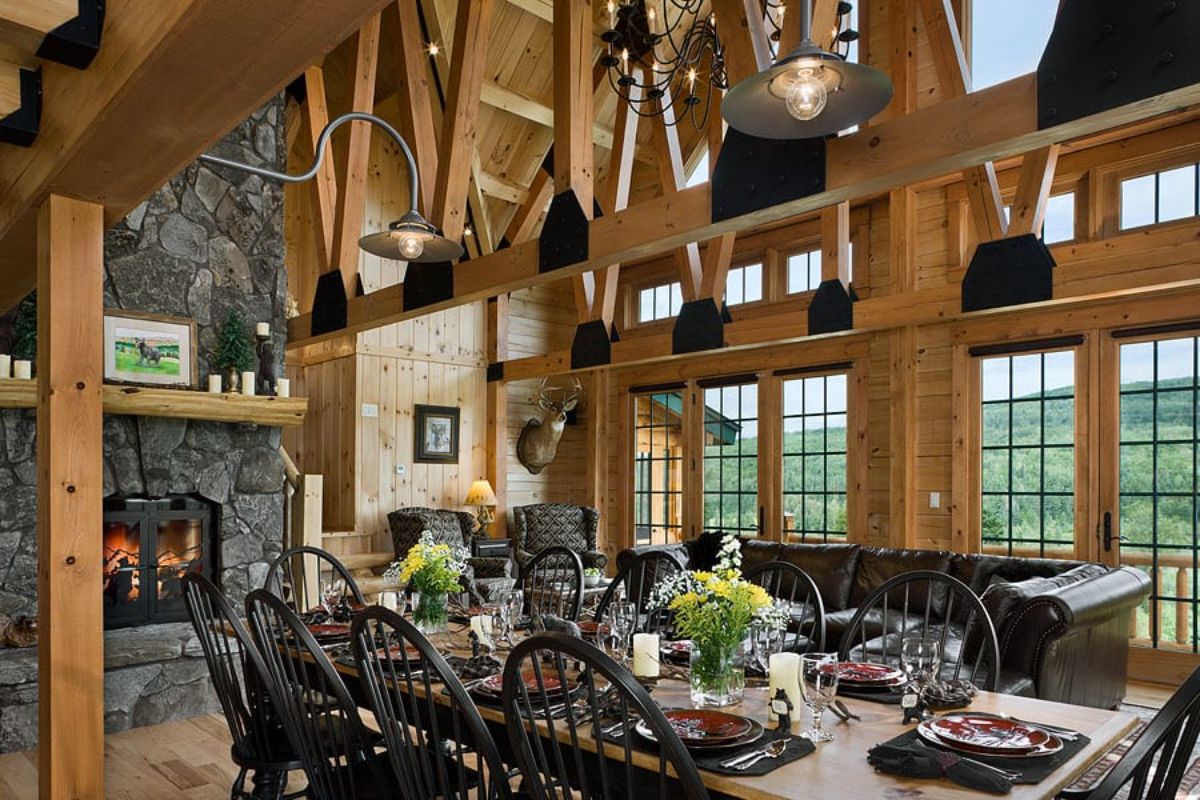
[734,738,789,770]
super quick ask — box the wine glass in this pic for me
[900,637,940,696]
[607,601,637,666]
[321,578,345,616]
[800,653,839,743]
[487,605,506,655]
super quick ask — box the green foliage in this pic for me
[213,308,254,373]
[11,293,36,362]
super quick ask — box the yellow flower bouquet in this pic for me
[384,532,468,631]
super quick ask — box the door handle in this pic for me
[1101,511,1129,552]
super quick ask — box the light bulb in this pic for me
[785,68,828,121]
[397,233,425,260]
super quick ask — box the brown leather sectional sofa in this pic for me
[618,538,1151,709]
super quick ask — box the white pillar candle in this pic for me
[256,322,270,337]
[632,633,660,678]
[13,360,31,380]
[0,355,10,379]
[207,374,223,394]
[240,371,256,396]
[275,377,290,398]
[768,652,803,722]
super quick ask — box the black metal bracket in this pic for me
[403,261,455,312]
[539,189,590,272]
[807,280,854,335]
[961,235,1056,313]
[37,0,106,70]
[672,298,725,354]
[0,69,42,148]
[486,362,504,382]
[1038,0,1200,129]
[570,320,613,369]
[711,129,825,223]
[310,271,348,336]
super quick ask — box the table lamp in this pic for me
[464,479,498,535]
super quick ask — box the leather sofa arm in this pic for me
[1001,567,1150,707]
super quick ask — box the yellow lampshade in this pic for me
[464,479,498,507]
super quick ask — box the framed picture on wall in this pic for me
[103,310,198,389]
[414,404,460,463]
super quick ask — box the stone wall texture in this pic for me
[0,96,288,752]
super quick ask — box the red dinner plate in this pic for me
[480,670,565,695]
[826,662,905,685]
[920,714,1062,757]
[661,640,693,659]
[635,710,757,748]
[375,644,422,661]
[307,623,351,638]
[578,620,610,637]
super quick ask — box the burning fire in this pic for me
[103,521,203,605]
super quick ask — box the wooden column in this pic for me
[887,189,918,547]
[757,372,782,541]
[486,295,509,536]
[37,194,105,799]
[553,0,594,216]
[394,0,439,217]
[821,201,852,286]
[584,370,611,548]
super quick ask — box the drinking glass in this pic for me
[607,601,637,666]
[503,589,524,642]
[321,578,345,616]
[800,653,839,743]
[900,637,940,694]
[488,605,506,654]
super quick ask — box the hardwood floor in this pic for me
[1125,679,1176,710]
[0,715,258,800]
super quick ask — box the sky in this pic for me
[970,0,1059,89]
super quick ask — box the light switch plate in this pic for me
[929,491,941,509]
[361,403,379,418]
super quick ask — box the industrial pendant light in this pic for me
[199,112,462,264]
[721,1,893,139]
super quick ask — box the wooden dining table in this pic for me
[312,621,1140,800]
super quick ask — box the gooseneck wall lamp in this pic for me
[721,0,893,139]
[198,111,463,263]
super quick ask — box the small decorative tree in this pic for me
[213,308,254,391]
[11,292,36,363]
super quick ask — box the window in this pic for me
[637,282,683,323]
[1117,336,1200,650]
[782,373,848,542]
[1002,192,1076,244]
[685,149,709,188]
[633,390,685,545]
[970,0,1057,90]
[787,250,822,294]
[725,263,763,306]
[1120,163,1200,230]
[980,350,1076,556]
[703,382,759,535]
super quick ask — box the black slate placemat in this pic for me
[603,722,815,776]
[877,727,1091,785]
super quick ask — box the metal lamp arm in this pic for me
[197,111,421,211]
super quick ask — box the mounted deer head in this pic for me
[516,377,582,475]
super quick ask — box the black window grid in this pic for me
[703,383,759,536]
[1121,162,1200,230]
[632,392,685,546]
[979,353,1077,558]
[1118,337,1200,652]
[781,375,849,543]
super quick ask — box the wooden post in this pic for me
[553,0,594,217]
[486,295,509,536]
[293,474,324,605]
[37,193,105,799]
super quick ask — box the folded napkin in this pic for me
[868,738,1013,794]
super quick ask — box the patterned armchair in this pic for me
[511,503,607,571]
[387,507,513,595]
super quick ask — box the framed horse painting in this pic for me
[103,310,198,389]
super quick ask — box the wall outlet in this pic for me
[361,403,379,418]
[929,491,941,510]
[395,464,407,476]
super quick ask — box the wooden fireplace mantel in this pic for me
[0,379,308,427]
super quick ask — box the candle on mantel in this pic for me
[255,322,270,338]
[275,377,290,398]
[0,355,10,379]
[240,371,256,396]
[207,374,223,394]
[768,652,803,722]
[13,360,31,380]
[632,633,660,678]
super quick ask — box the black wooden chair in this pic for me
[181,574,306,799]
[265,546,365,616]
[836,570,1000,692]
[244,589,396,800]
[351,606,513,800]
[744,561,827,654]
[518,545,585,622]
[593,549,684,634]
[502,632,710,800]
[1059,666,1200,800]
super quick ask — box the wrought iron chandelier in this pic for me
[599,0,727,129]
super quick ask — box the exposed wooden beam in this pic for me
[889,187,917,294]
[503,167,552,244]
[0,0,76,62]
[477,169,529,205]
[553,0,594,216]
[430,0,494,241]
[394,0,439,217]
[468,153,496,254]
[486,294,508,534]
[37,194,105,799]
[301,66,339,273]
[811,0,841,51]
[0,0,396,316]
[648,88,702,301]
[505,0,552,23]
[0,61,19,117]
[881,0,917,121]
[1007,144,1061,238]
[889,325,919,547]
[288,72,1200,348]
[820,200,851,286]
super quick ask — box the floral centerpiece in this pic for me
[649,534,787,707]
[384,532,469,633]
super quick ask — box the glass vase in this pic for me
[412,590,449,634]
[689,639,746,708]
